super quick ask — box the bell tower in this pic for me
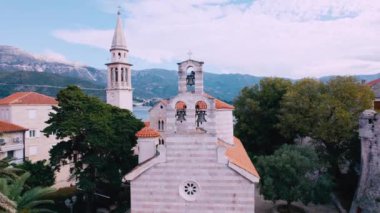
[106,10,133,111]
[177,59,204,94]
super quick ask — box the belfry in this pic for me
[106,11,133,111]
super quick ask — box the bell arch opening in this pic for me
[186,66,195,92]
[175,101,187,123]
[195,100,207,127]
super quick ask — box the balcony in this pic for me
[0,138,24,152]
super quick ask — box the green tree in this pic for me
[0,159,23,181]
[43,86,144,213]
[257,144,333,211]
[0,172,56,213]
[278,77,373,166]
[16,160,55,188]
[234,78,292,155]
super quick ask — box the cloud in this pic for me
[53,0,380,78]
[34,49,83,66]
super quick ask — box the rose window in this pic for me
[179,181,200,201]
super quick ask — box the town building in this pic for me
[0,92,70,187]
[124,59,260,212]
[0,120,27,164]
[106,11,133,111]
[0,92,58,162]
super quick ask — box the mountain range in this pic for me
[0,45,379,103]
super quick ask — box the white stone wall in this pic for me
[106,89,133,111]
[130,133,256,213]
[350,110,380,212]
[138,137,158,163]
[0,106,10,121]
[7,105,57,162]
[215,110,234,144]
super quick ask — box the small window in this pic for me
[28,109,36,119]
[118,52,121,58]
[115,69,118,82]
[7,151,14,159]
[29,130,36,138]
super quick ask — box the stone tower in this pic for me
[350,110,380,212]
[106,11,133,111]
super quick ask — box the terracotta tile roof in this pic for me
[0,92,58,105]
[136,127,160,138]
[214,99,235,110]
[203,93,235,110]
[366,79,380,87]
[0,120,28,133]
[225,137,260,178]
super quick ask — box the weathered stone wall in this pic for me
[350,110,380,213]
[130,133,256,213]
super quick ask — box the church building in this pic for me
[123,60,260,212]
[106,10,260,212]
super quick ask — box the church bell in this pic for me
[186,71,195,86]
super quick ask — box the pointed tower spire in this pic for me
[106,9,133,111]
[111,9,127,51]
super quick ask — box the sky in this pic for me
[1,0,380,78]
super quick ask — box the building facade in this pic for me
[0,120,27,164]
[0,92,70,187]
[124,59,260,212]
[106,11,133,111]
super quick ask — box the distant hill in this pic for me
[1,44,379,103]
[0,45,106,83]
[132,69,262,102]
[0,71,105,100]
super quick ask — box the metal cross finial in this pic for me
[187,50,192,60]
[117,6,122,15]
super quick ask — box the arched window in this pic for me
[118,52,121,59]
[115,68,118,82]
[158,120,161,130]
[161,120,165,131]
[121,68,124,82]
[110,68,114,83]
[175,101,187,123]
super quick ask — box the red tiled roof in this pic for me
[0,120,28,133]
[136,127,160,138]
[367,79,380,87]
[203,93,235,110]
[225,137,260,178]
[0,92,58,105]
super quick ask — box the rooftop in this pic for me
[225,137,260,178]
[136,127,160,138]
[0,92,58,105]
[0,120,28,133]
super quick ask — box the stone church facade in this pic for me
[124,59,260,212]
